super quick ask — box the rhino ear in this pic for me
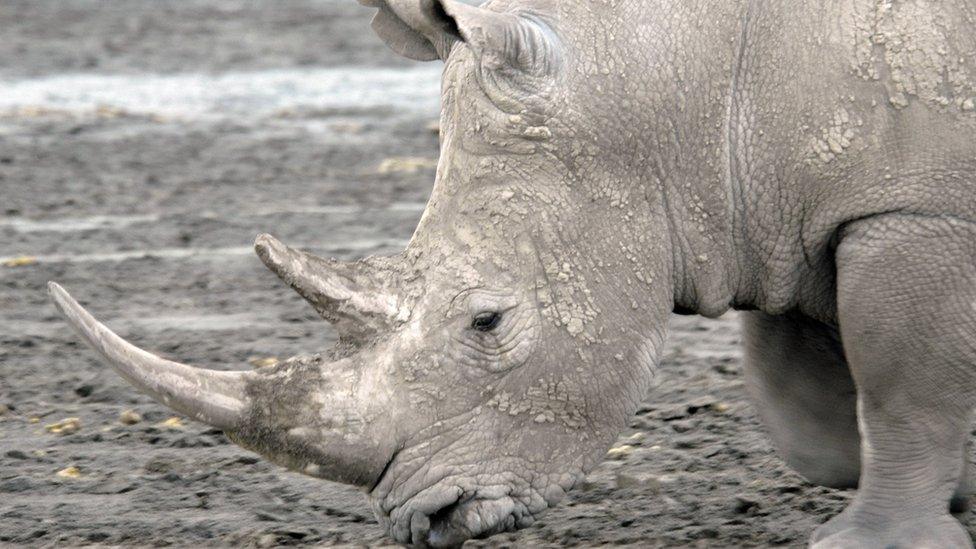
[363,0,559,75]
[361,0,446,61]
[360,0,464,61]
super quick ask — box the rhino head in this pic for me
[50,1,677,546]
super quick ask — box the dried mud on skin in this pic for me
[1,1,974,547]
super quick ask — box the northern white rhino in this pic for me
[50,0,976,547]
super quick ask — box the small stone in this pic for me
[45,417,81,436]
[606,444,633,460]
[56,466,82,479]
[159,417,184,429]
[248,357,279,369]
[2,256,37,268]
[119,410,142,425]
[5,449,28,459]
[28,416,40,424]
[0,404,11,416]
[963,98,975,112]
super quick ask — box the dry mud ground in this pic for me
[1,1,974,547]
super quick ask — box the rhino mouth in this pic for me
[371,472,539,548]
[416,494,525,548]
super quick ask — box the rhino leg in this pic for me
[745,309,972,513]
[742,311,861,488]
[810,215,976,549]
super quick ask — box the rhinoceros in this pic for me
[49,0,976,546]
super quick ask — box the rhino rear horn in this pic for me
[254,234,403,340]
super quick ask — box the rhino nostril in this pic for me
[424,500,469,549]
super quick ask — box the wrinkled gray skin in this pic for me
[49,0,976,547]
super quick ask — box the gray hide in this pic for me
[50,0,976,547]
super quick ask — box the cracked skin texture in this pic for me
[356,0,976,546]
[338,0,976,546]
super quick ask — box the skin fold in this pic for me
[49,0,976,547]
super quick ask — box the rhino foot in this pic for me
[811,508,972,549]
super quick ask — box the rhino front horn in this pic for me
[254,233,403,340]
[47,282,250,430]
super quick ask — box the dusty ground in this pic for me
[2,1,972,547]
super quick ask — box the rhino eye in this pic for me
[471,311,502,332]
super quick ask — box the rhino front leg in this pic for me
[811,215,976,549]
[743,311,861,488]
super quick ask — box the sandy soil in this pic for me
[1,1,972,547]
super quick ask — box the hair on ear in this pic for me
[430,0,462,41]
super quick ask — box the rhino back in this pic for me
[725,0,976,317]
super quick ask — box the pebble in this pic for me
[605,444,633,460]
[248,357,279,368]
[2,256,37,267]
[56,466,82,479]
[119,410,142,425]
[45,417,81,436]
[159,417,184,429]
